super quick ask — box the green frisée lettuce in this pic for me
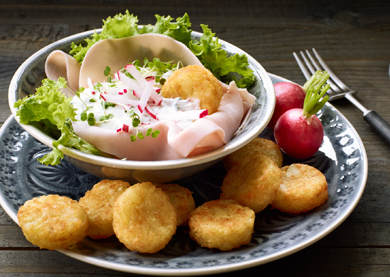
[14,78,108,165]
[189,25,255,89]
[70,11,254,88]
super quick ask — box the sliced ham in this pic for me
[79,34,203,88]
[72,81,246,160]
[44,33,256,161]
[44,50,81,96]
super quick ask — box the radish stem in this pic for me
[302,70,330,117]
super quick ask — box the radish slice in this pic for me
[138,80,154,113]
[118,70,143,92]
[133,90,155,105]
[150,88,163,106]
[122,124,129,132]
[133,90,142,98]
[103,94,139,107]
[145,106,158,120]
[145,76,155,81]
[87,78,94,91]
[125,64,147,88]
[157,109,208,121]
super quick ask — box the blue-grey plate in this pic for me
[0,74,367,276]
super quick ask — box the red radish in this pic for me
[125,64,147,87]
[145,106,158,120]
[122,124,129,132]
[268,82,306,129]
[274,70,331,159]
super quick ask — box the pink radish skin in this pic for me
[268,82,306,129]
[274,108,323,159]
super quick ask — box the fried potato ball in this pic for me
[113,182,177,253]
[271,163,328,214]
[78,179,130,239]
[223,137,283,172]
[17,195,89,250]
[189,199,255,251]
[154,183,195,226]
[160,65,224,114]
[220,154,282,213]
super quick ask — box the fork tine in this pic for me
[300,51,317,75]
[312,48,349,90]
[304,50,342,93]
[293,52,311,80]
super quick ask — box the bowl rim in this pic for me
[8,29,275,170]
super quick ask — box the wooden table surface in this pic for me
[1,1,390,276]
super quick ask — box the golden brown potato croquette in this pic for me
[160,65,224,114]
[223,137,283,172]
[154,183,196,226]
[113,182,177,254]
[17,195,89,250]
[189,199,255,251]
[221,154,282,213]
[78,179,130,239]
[271,164,328,214]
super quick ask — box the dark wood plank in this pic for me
[1,0,390,276]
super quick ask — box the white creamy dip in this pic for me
[70,66,203,133]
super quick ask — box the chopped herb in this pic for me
[89,99,96,102]
[80,112,87,121]
[99,113,114,121]
[130,135,137,142]
[137,133,144,139]
[151,130,160,138]
[146,128,152,136]
[101,101,116,109]
[94,82,103,92]
[87,113,96,126]
[132,117,140,127]
[104,66,111,76]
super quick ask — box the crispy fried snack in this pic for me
[17,195,89,250]
[189,199,255,251]
[271,164,328,214]
[113,182,177,253]
[220,154,282,213]
[160,65,224,114]
[223,137,283,172]
[78,179,130,239]
[155,183,195,226]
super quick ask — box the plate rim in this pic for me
[0,73,368,276]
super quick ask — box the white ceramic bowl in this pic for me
[8,30,275,183]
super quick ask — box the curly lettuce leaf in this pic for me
[101,10,140,39]
[189,25,255,88]
[140,13,192,46]
[69,11,255,88]
[70,11,139,63]
[14,78,107,165]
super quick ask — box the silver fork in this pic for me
[294,48,390,146]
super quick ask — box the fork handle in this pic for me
[364,110,390,146]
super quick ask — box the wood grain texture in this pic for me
[1,0,390,275]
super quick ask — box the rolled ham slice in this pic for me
[44,32,256,161]
[72,82,246,160]
[44,50,81,97]
[44,34,202,92]
[79,34,203,88]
